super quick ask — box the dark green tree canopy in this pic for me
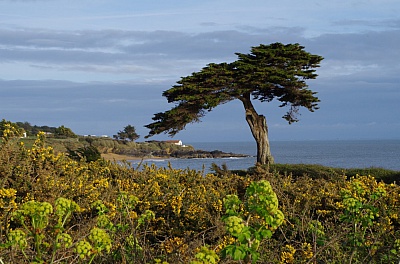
[145,43,323,138]
[54,125,77,138]
[114,125,140,142]
[67,145,101,163]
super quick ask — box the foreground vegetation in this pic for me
[1,126,400,263]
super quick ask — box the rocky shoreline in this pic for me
[169,149,249,159]
[102,149,249,161]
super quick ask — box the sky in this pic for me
[1,0,399,142]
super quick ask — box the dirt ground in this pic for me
[101,153,140,161]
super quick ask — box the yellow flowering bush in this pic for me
[0,188,18,212]
[280,244,296,264]
[1,126,400,263]
[251,166,400,263]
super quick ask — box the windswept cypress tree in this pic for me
[146,43,323,165]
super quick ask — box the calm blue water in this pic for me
[129,140,400,172]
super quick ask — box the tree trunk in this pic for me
[240,94,274,165]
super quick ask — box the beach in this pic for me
[101,153,140,161]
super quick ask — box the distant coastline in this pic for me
[101,153,168,161]
[101,150,249,162]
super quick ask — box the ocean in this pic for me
[130,140,400,173]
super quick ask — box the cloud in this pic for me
[0,26,308,81]
[311,30,400,62]
[333,18,400,29]
[1,19,399,140]
[1,24,399,79]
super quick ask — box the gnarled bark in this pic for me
[240,94,274,165]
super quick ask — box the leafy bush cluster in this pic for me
[1,127,400,263]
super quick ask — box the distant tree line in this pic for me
[15,121,57,136]
[2,120,141,143]
[0,120,77,139]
